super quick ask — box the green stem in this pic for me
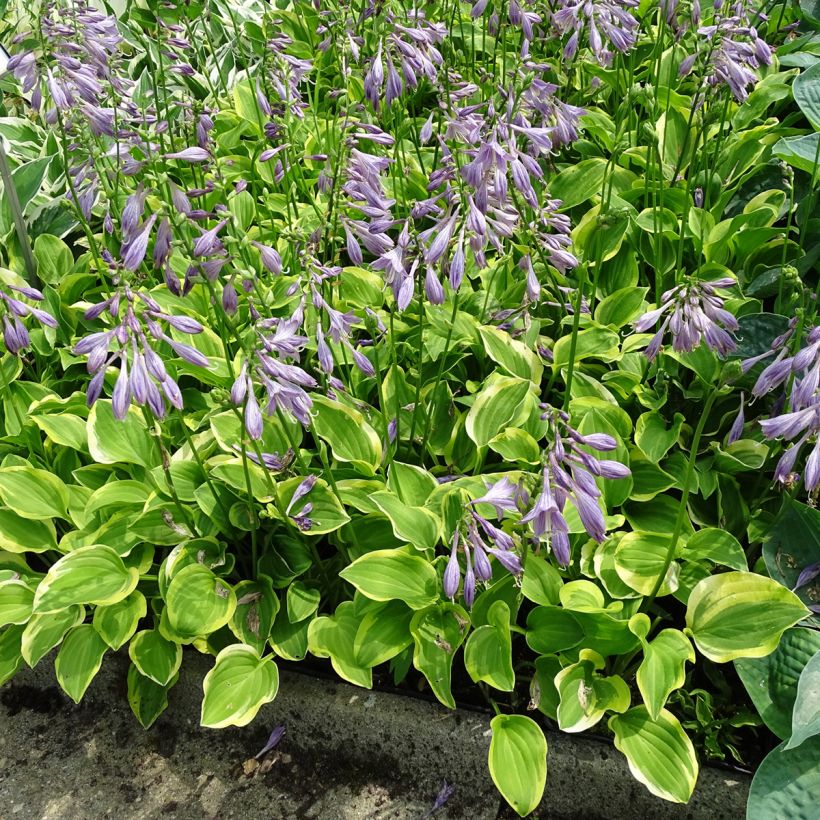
[645,389,718,608]
[0,142,39,286]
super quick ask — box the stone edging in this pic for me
[0,651,750,819]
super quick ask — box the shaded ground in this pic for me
[0,652,749,819]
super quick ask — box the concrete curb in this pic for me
[0,651,750,819]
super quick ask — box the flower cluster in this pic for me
[744,322,820,493]
[0,283,58,355]
[553,0,640,66]
[74,283,208,419]
[634,278,738,361]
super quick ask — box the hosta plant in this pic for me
[0,0,819,815]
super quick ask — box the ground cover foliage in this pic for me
[0,0,820,814]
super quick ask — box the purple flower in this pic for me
[633,278,738,362]
[165,147,211,162]
[443,532,461,600]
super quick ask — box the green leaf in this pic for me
[21,605,85,667]
[555,649,630,732]
[0,580,34,626]
[609,707,698,803]
[526,606,584,654]
[33,234,73,284]
[680,528,747,571]
[595,286,648,328]
[129,629,182,686]
[773,134,820,174]
[636,629,695,720]
[31,413,88,450]
[0,624,24,685]
[465,374,531,447]
[201,644,280,728]
[686,572,809,663]
[307,601,372,688]
[340,548,439,609]
[387,461,437,506]
[127,663,174,729]
[464,600,514,691]
[87,400,160,468]
[410,602,469,708]
[92,591,147,650]
[269,604,311,661]
[550,157,607,208]
[477,326,543,383]
[164,564,236,640]
[521,554,563,606]
[488,428,541,464]
[747,737,820,820]
[353,599,414,667]
[34,545,139,613]
[0,157,51,230]
[286,581,320,623]
[54,624,108,703]
[786,649,820,750]
[552,326,621,368]
[0,509,57,553]
[310,395,382,475]
[763,501,820,596]
[230,576,279,653]
[370,490,440,550]
[0,466,69,520]
[794,62,820,129]
[488,714,547,817]
[735,627,820,740]
[614,531,679,597]
[634,411,684,462]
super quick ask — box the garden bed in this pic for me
[0,651,749,819]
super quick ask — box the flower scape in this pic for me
[0,0,819,814]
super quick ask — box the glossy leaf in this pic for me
[92,590,147,650]
[201,644,280,728]
[129,629,182,686]
[488,714,547,817]
[609,707,698,803]
[164,564,236,640]
[21,605,85,668]
[464,600,514,691]
[55,624,108,703]
[340,548,439,610]
[686,572,809,663]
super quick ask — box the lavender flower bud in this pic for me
[165,147,211,162]
[112,356,131,420]
[443,533,461,600]
[245,391,263,440]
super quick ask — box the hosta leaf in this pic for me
[0,624,25,686]
[285,580,319,624]
[129,629,182,686]
[609,707,698,803]
[353,599,414,667]
[21,605,85,668]
[55,624,108,703]
[201,644,280,728]
[410,602,469,708]
[786,649,820,751]
[0,580,34,626]
[0,510,57,553]
[686,572,809,663]
[521,554,563,606]
[92,591,146,651]
[0,466,69,520]
[747,737,820,820]
[127,664,174,729]
[307,601,372,688]
[735,627,820,740]
[680,528,747,571]
[488,714,547,817]
[464,600,514,691]
[465,374,530,447]
[340,548,439,610]
[33,545,139,614]
[87,400,160,468]
[310,394,382,475]
[636,629,695,720]
[230,575,279,653]
[164,564,236,640]
[369,490,440,550]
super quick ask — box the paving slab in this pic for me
[0,651,749,819]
